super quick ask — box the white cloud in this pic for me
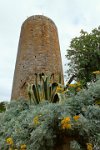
[0,0,100,101]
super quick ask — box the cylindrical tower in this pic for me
[11,15,64,100]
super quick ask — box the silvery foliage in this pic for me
[0,79,100,150]
[70,140,81,150]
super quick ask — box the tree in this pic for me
[66,26,100,85]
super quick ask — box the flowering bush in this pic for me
[66,81,82,96]
[0,78,100,150]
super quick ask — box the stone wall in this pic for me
[11,15,64,100]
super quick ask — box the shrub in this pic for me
[0,79,100,150]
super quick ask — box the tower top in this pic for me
[22,15,57,29]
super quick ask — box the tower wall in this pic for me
[11,15,64,100]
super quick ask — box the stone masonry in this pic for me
[11,15,64,100]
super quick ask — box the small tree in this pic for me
[66,26,100,85]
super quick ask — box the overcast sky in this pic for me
[0,0,100,101]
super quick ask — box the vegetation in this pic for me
[0,102,6,113]
[1,26,100,150]
[66,27,100,85]
[27,73,77,104]
[27,74,65,104]
[0,74,100,150]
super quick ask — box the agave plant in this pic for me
[27,73,65,104]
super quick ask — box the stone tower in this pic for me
[11,15,64,100]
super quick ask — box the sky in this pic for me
[0,0,100,101]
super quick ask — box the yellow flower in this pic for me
[93,70,100,75]
[86,143,93,150]
[33,116,39,125]
[68,84,76,88]
[62,123,72,129]
[73,115,80,121]
[76,82,81,86]
[76,87,81,92]
[56,86,64,93]
[62,123,71,129]
[65,117,70,122]
[61,117,70,124]
[61,117,71,129]
[9,148,13,150]
[20,144,27,149]
[6,137,13,145]
[68,82,81,88]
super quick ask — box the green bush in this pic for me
[0,79,100,150]
[0,102,6,113]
